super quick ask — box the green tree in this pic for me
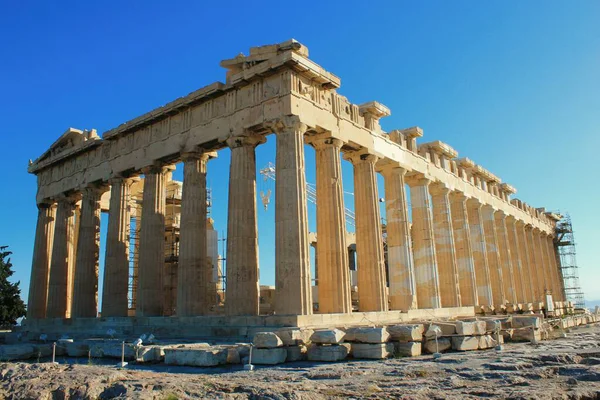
[0,246,26,326]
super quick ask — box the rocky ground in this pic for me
[1,324,599,400]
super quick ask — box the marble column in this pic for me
[548,236,565,301]
[226,136,263,316]
[72,185,106,318]
[274,118,312,315]
[495,212,517,304]
[409,176,441,309]
[515,222,533,303]
[430,184,461,307]
[27,202,56,319]
[102,177,135,317]
[466,199,493,307]
[347,153,388,312]
[533,228,549,300]
[311,137,352,314]
[525,225,542,302]
[481,205,506,307]
[177,152,211,316]
[381,165,417,311]
[46,195,77,318]
[540,232,558,300]
[506,217,527,304]
[136,165,170,317]
[449,192,478,307]
[521,224,538,302]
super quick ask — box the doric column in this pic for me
[495,211,517,304]
[506,216,527,304]
[46,195,78,318]
[380,165,417,311]
[540,232,558,301]
[430,183,461,308]
[522,224,539,302]
[408,175,441,309]
[481,205,506,307]
[310,136,352,314]
[27,202,56,319]
[466,199,493,307]
[136,164,171,317]
[516,221,534,303]
[449,192,478,307]
[548,235,565,301]
[72,185,106,318]
[532,228,549,301]
[273,117,312,315]
[102,177,136,317]
[225,136,263,316]
[346,152,388,312]
[177,152,211,316]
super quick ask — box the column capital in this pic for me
[306,135,343,150]
[466,197,482,208]
[109,175,140,186]
[449,190,468,201]
[376,159,408,176]
[225,135,266,149]
[266,116,307,135]
[80,182,110,199]
[429,182,451,196]
[405,172,431,187]
[141,163,176,175]
[494,209,508,219]
[343,150,378,165]
[54,192,81,205]
[36,199,56,209]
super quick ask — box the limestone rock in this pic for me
[393,341,422,357]
[451,336,479,351]
[0,344,36,361]
[351,343,393,359]
[512,316,542,329]
[511,328,542,342]
[136,346,164,363]
[310,329,345,344]
[227,347,240,364]
[344,327,390,343]
[285,345,307,362]
[423,338,451,354]
[426,322,456,336]
[88,341,136,360]
[164,347,228,367]
[251,347,287,365]
[478,335,498,349]
[387,324,424,342]
[275,328,313,346]
[455,321,476,335]
[253,332,283,348]
[307,344,348,362]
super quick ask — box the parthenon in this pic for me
[25,40,567,332]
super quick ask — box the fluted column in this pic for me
[311,137,352,314]
[516,222,534,303]
[46,195,78,318]
[481,205,506,307]
[346,152,388,312]
[495,212,517,304]
[408,176,441,309]
[430,184,461,307]
[521,224,538,302]
[273,117,312,315]
[467,199,493,307]
[540,232,558,301]
[27,202,56,319]
[533,228,549,301]
[102,177,135,317]
[225,136,263,316]
[449,192,478,307]
[136,164,170,317]
[506,216,527,304]
[548,236,565,301]
[380,165,417,310]
[177,152,211,316]
[72,185,106,318]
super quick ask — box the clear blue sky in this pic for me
[1,1,598,306]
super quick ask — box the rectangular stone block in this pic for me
[310,328,345,344]
[253,332,283,348]
[350,343,393,359]
[344,327,390,343]
[164,347,228,367]
[393,341,422,357]
[478,335,498,349]
[429,322,457,335]
[424,337,451,354]
[512,316,542,329]
[451,336,479,351]
[387,324,424,342]
[275,328,313,346]
[285,345,306,362]
[511,328,542,342]
[251,347,287,365]
[65,342,89,357]
[0,344,36,361]
[307,344,348,362]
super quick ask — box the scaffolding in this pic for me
[554,213,585,309]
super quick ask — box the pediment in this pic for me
[30,128,100,172]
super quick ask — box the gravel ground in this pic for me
[1,324,599,399]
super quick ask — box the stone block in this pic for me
[251,347,287,365]
[236,343,251,359]
[387,324,424,342]
[89,341,136,360]
[227,347,240,364]
[344,327,390,343]
[310,328,345,344]
[511,328,542,342]
[393,341,422,357]
[451,336,479,351]
[253,332,283,348]
[65,342,89,357]
[512,316,542,329]
[351,343,393,359]
[136,346,164,363]
[429,322,457,336]
[285,345,306,362]
[478,335,498,349]
[275,328,313,346]
[484,319,503,332]
[307,344,348,362]
[455,321,476,335]
[164,347,228,367]
[0,344,36,361]
[33,343,53,358]
[423,337,451,354]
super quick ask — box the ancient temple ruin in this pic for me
[25,40,568,336]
